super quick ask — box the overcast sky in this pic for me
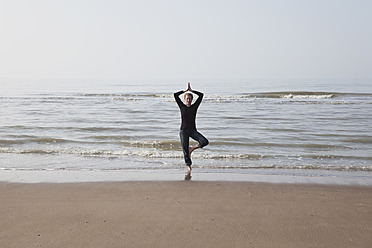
[0,0,371,82]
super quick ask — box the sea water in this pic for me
[1,80,371,182]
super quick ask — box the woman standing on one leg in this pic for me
[174,82,209,176]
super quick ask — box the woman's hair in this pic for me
[184,93,193,100]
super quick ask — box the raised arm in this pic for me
[174,82,203,107]
[191,89,203,107]
[174,90,185,107]
[174,82,190,106]
[188,82,203,105]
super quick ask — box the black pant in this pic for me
[179,129,209,166]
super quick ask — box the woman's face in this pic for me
[185,94,193,107]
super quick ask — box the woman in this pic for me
[174,82,209,174]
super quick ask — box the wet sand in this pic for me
[1,181,371,248]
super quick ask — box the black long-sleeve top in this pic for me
[174,90,204,131]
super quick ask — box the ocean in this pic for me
[1,80,371,183]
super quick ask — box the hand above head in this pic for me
[185,82,192,92]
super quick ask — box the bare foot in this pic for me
[185,170,192,180]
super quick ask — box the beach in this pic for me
[1,181,371,248]
[2,0,372,246]
[1,82,371,247]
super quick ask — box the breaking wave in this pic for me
[3,91,370,102]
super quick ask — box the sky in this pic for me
[0,0,371,83]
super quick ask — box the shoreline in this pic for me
[1,181,371,247]
[1,168,371,185]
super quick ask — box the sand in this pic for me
[1,181,371,248]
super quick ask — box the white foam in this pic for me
[282,94,334,99]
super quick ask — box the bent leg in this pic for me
[189,130,209,156]
[190,130,209,148]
